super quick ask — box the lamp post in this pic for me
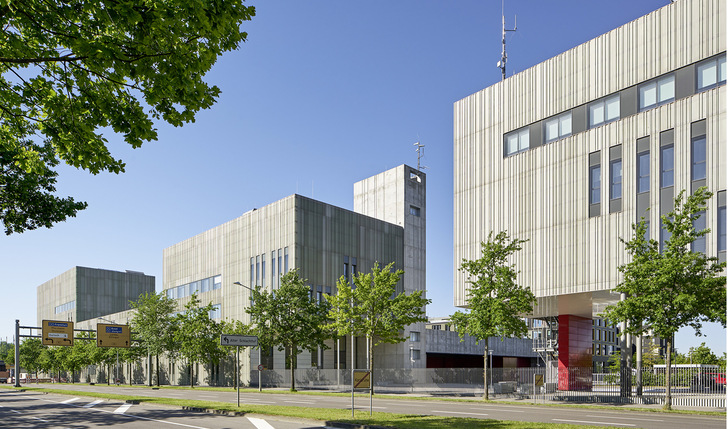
[97,317,119,384]
[234,281,263,392]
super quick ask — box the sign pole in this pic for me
[236,345,240,407]
[14,319,20,387]
[351,369,354,417]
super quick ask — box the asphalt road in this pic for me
[3,383,726,429]
[0,389,325,429]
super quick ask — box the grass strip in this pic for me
[4,383,723,416]
[1,385,609,428]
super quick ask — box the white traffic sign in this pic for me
[220,334,258,347]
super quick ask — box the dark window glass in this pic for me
[718,205,726,252]
[692,136,706,181]
[637,151,650,193]
[661,145,674,188]
[692,211,707,253]
[610,160,622,200]
[590,165,601,204]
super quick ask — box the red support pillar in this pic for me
[558,315,593,391]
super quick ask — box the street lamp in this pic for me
[234,282,262,392]
[97,317,119,385]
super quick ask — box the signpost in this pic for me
[534,373,545,404]
[96,324,131,348]
[41,320,74,346]
[220,334,259,406]
[352,369,372,416]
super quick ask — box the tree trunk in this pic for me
[664,340,672,410]
[483,338,489,401]
[289,348,296,392]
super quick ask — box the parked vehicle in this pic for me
[691,372,726,391]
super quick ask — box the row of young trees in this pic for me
[127,264,430,391]
[449,187,725,406]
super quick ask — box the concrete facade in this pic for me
[454,0,725,320]
[162,165,425,382]
[453,0,725,385]
[37,267,155,326]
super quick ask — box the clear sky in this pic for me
[2,0,724,357]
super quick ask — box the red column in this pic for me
[558,315,593,391]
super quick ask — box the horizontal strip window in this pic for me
[697,54,726,91]
[504,127,529,156]
[589,94,620,128]
[55,300,76,314]
[544,112,572,143]
[166,274,222,300]
[639,74,675,111]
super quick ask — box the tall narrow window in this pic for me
[692,211,707,253]
[610,159,622,200]
[660,145,674,188]
[271,251,276,289]
[718,205,726,252]
[589,165,601,204]
[637,151,650,193]
[250,257,255,288]
[660,219,672,253]
[343,256,350,284]
[639,75,675,110]
[284,247,289,274]
[504,127,530,156]
[589,95,620,128]
[256,255,260,286]
[261,254,266,288]
[691,136,706,181]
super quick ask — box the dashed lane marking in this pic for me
[61,397,80,403]
[83,399,104,408]
[114,403,133,414]
[247,417,275,429]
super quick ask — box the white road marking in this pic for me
[61,397,80,403]
[432,410,489,416]
[31,416,51,423]
[247,417,275,429]
[10,409,20,413]
[284,400,315,404]
[114,403,133,414]
[83,399,104,408]
[586,414,664,422]
[554,419,635,426]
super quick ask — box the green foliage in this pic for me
[0,341,13,365]
[604,187,726,409]
[326,262,430,374]
[687,342,721,365]
[449,231,535,400]
[0,0,255,234]
[19,338,44,375]
[129,291,177,386]
[247,270,331,391]
[173,294,225,387]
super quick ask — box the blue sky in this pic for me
[2,0,724,356]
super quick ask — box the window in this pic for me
[410,331,420,342]
[692,136,706,181]
[505,127,529,156]
[166,288,175,299]
[54,300,76,314]
[610,160,622,200]
[209,304,221,320]
[256,255,260,285]
[692,211,707,253]
[660,145,674,188]
[589,95,620,128]
[189,281,199,296]
[250,257,255,287]
[261,254,266,288]
[544,112,572,142]
[284,247,289,274]
[637,151,650,193]
[213,275,222,290]
[639,75,675,110]
[660,219,672,253]
[718,205,726,252]
[201,278,211,293]
[409,205,421,217]
[643,220,650,241]
[697,55,727,91]
[410,349,421,361]
[271,251,276,289]
[589,165,601,204]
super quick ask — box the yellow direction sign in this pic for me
[353,370,371,389]
[97,324,131,348]
[42,320,74,346]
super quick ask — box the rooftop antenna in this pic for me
[497,1,517,81]
[414,141,427,171]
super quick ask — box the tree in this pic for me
[604,187,726,410]
[130,291,176,386]
[173,294,225,387]
[19,338,45,381]
[687,343,720,366]
[449,231,536,400]
[0,0,256,234]
[247,270,331,392]
[326,262,430,392]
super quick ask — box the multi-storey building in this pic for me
[162,164,427,384]
[454,0,725,390]
[37,266,155,326]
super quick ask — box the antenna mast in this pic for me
[414,141,426,171]
[497,2,517,81]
